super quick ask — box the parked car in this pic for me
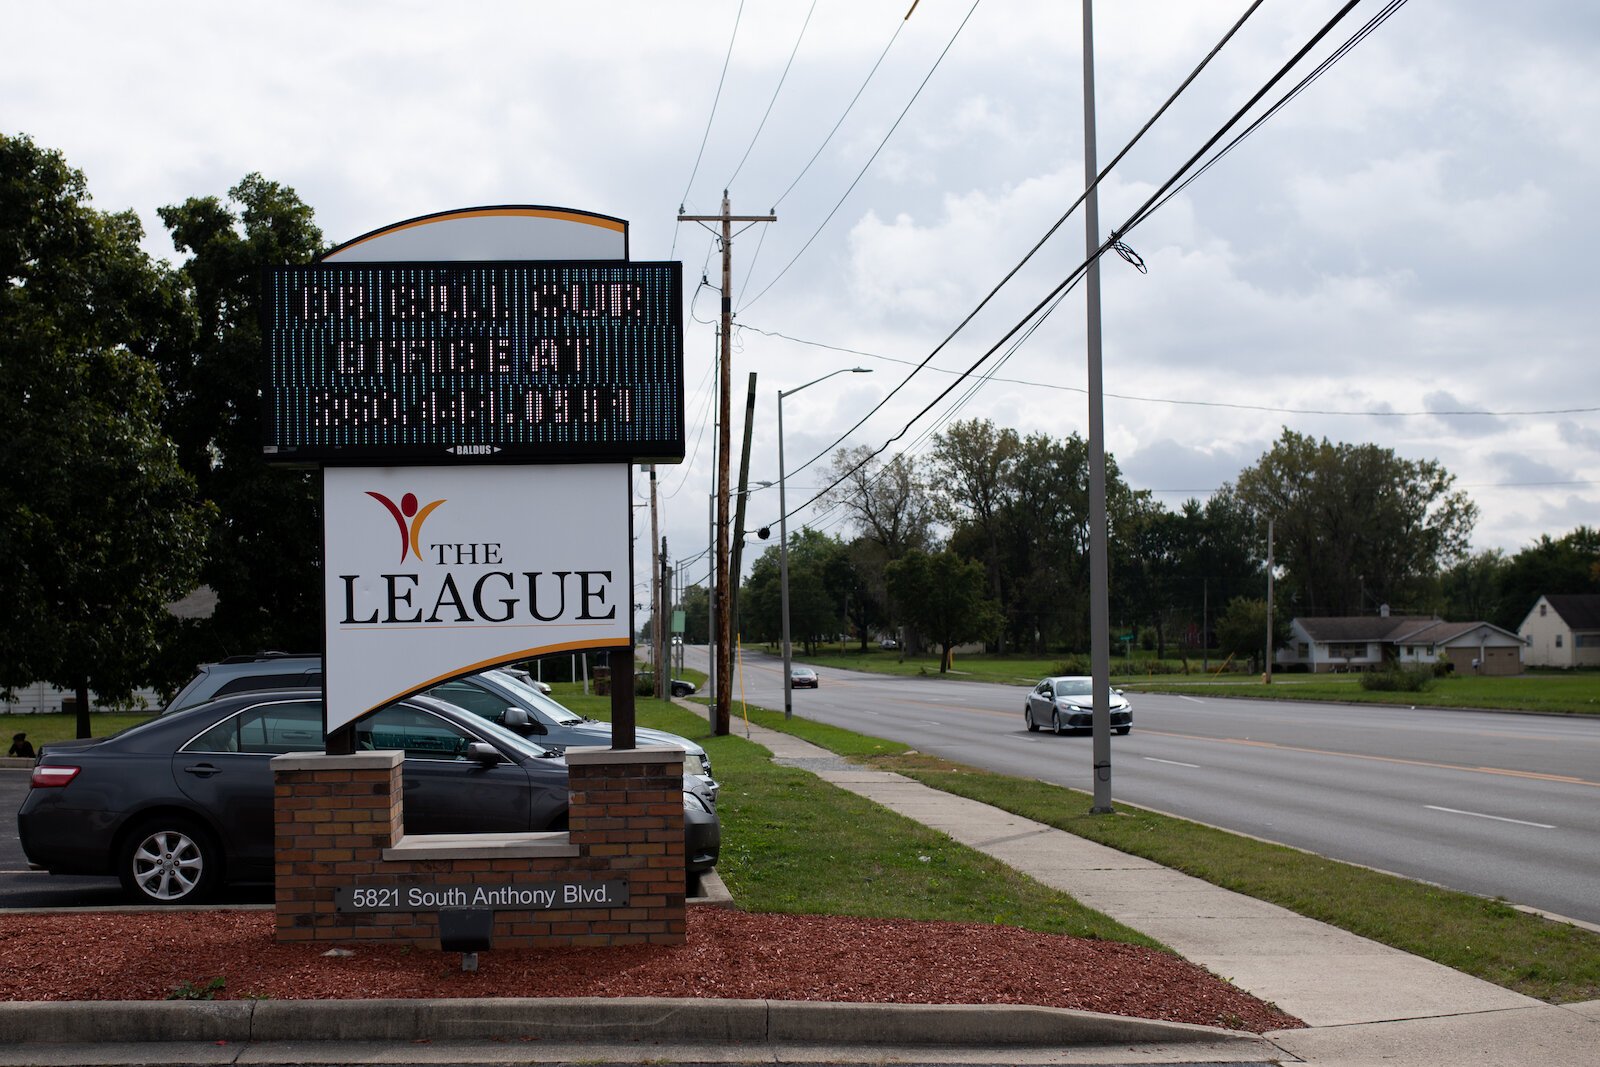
[431,669,716,797]
[790,666,819,689]
[163,657,716,798]
[18,689,719,905]
[634,671,698,698]
[1024,676,1132,735]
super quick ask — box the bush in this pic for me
[1360,667,1435,693]
[1052,657,1092,676]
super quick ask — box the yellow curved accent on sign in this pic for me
[358,637,633,715]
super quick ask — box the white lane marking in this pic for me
[918,720,943,727]
[1178,695,1205,704]
[1425,805,1555,829]
[1143,757,1201,768]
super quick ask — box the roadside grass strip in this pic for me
[700,702,1600,1005]
[563,694,1159,948]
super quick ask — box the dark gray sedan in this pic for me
[17,690,718,905]
[1024,676,1133,735]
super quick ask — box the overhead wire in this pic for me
[774,0,1273,485]
[737,0,983,313]
[672,0,746,261]
[743,326,1599,418]
[777,0,1375,530]
[725,0,819,191]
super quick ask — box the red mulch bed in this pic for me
[0,908,1301,1033]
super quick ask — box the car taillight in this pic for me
[30,766,80,788]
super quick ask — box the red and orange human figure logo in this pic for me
[366,491,446,563]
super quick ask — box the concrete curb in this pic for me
[0,997,1265,1048]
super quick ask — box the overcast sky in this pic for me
[7,1,1597,607]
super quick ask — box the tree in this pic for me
[1232,429,1476,617]
[154,175,326,669]
[1437,548,1507,623]
[929,419,1020,651]
[884,549,1001,672]
[740,530,845,653]
[0,134,211,733]
[1214,597,1289,673]
[1493,527,1600,630]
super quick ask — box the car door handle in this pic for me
[183,763,220,778]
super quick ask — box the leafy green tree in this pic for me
[1493,527,1600,630]
[740,530,845,653]
[1436,548,1508,623]
[0,134,211,733]
[1231,429,1476,617]
[1214,597,1289,673]
[677,584,710,644]
[929,419,1021,651]
[155,175,325,667]
[884,549,1001,672]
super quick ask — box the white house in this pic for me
[1519,594,1600,668]
[1281,613,1523,675]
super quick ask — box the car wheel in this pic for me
[118,817,221,905]
[1025,705,1038,732]
[1116,725,1132,735]
[1051,709,1063,735]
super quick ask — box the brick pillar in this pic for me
[271,750,403,942]
[565,747,687,944]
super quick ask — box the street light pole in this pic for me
[778,367,872,719]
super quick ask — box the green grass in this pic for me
[725,702,1600,1004]
[780,647,1600,716]
[558,692,1157,946]
[0,712,156,748]
[1121,670,1600,715]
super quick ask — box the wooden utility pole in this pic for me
[678,193,774,735]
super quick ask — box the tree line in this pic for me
[720,423,1595,671]
[5,132,1596,727]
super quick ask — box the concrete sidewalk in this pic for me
[743,721,1600,1066]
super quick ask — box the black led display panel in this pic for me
[263,261,684,464]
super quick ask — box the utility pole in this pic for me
[1265,518,1275,684]
[647,465,663,701]
[1082,0,1114,815]
[678,193,775,736]
[660,536,670,701]
[728,373,759,638]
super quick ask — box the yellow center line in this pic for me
[1138,729,1600,788]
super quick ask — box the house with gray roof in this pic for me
[1280,611,1524,675]
[1518,594,1600,668]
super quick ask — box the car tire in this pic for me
[118,816,221,905]
[1025,705,1038,732]
[1051,709,1063,735]
[1116,725,1132,735]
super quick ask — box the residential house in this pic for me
[1281,612,1523,675]
[1518,594,1600,668]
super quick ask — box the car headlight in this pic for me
[684,790,712,814]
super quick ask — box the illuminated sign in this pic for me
[264,261,683,463]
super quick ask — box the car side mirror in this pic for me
[465,741,504,766]
[497,707,533,732]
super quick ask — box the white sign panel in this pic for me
[322,463,631,732]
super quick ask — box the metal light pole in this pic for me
[778,367,872,719]
[1082,0,1114,814]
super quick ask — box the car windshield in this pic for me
[1054,679,1092,697]
[489,671,589,725]
[410,698,559,761]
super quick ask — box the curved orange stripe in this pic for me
[408,499,447,560]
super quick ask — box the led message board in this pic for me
[263,261,683,464]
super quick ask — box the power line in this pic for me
[779,0,1376,531]
[725,0,818,190]
[738,0,983,313]
[742,326,1599,419]
[770,0,1273,484]
[672,0,746,261]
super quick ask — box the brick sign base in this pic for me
[271,746,687,949]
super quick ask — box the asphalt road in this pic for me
[699,646,1600,926]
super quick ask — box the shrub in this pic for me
[1360,667,1435,693]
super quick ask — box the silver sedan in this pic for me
[1024,676,1132,735]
